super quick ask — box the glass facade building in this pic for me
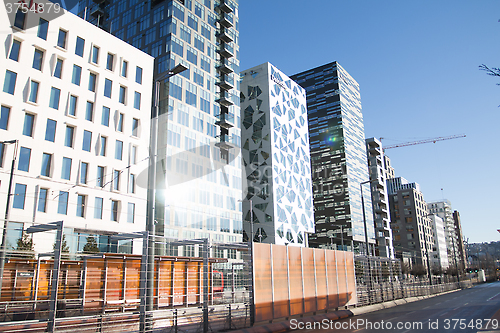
[78,0,243,254]
[240,63,314,246]
[291,62,375,253]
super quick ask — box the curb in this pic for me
[230,289,462,333]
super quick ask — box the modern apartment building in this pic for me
[366,138,394,258]
[78,0,243,254]
[0,8,154,254]
[240,63,314,246]
[428,214,449,271]
[388,178,434,268]
[427,200,460,271]
[290,62,375,253]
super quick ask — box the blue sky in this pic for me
[239,0,500,244]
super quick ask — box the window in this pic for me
[121,60,128,77]
[38,188,48,212]
[57,29,67,48]
[188,13,198,31]
[132,118,139,136]
[82,130,92,152]
[111,200,119,221]
[9,40,21,61]
[117,113,124,132]
[97,166,105,187]
[0,106,10,130]
[131,146,137,164]
[85,101,94,121]
[3,70,17,95]
[32,49,44,71]
[106,53,114,70]
[113,170,120,190]
[37,18,49,39]
[49,87,61,109]
[28,80,39,103]
[94,197,103,219]
[104,79,112,98]
[99,136,107,156]
[61,157,72,180]
[45,119,56,142]
[91,45,99,64]
[41,153,52,177]
[101,106,110,126]
[80,162,88,184]
[127,203,135,223]
[88,73,97,92]
[75,37,85,57]
[22,113,35,137]
[134,92,141,109]
[129,174,135,193]
[115,140,123,160]
[72,65,82,85]
[54,59,63,78]
[57,191,69,214]
[77,194,86,217]
[68,95,77,116]
[18,147,31,172]
[119,86,126,104]
[64,126,74,147]
[136,66,142,84]
[0,143,4,168]
[13,184,27,209]
[14,10,25,29]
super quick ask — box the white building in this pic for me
[0,8,154,254]
[240,63,314,246]
[429,214,449,270]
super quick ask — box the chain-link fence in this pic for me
[355,255,476,307]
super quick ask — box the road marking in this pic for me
[487,292,500,302]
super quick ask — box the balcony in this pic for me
[91,7,105,17]
[215,113,234,129]
[217,29,233,43]
[218,12,234,28]
[216,134,235,150]
[216,74,234,91]
[216,59,233,74]
[217,0,232,13]
[215,91,233,106]
[217,43,234,59]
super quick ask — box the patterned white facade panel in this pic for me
[240,63,314,246]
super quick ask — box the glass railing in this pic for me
[217,113,235,124]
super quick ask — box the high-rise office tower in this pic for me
[452,210,466,271]
[240,63,314,246]
[366,138,394,258]
[291,62,375,253]
[78,0,243,254]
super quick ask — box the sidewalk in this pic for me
[229,289,461,333]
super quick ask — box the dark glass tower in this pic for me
[78,0,243,252]
[291,62,375,253]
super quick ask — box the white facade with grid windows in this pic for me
[0,8,154,254]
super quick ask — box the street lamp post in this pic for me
[423,214,433,286]
[238,198,254,325]
[0,139,18,298]
[145,64,187,330]
[360,180,374,303]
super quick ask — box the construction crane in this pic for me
[381,134,466,152]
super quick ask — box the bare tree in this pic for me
[479,64,500,85]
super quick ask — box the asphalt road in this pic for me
[294,282,500,333]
